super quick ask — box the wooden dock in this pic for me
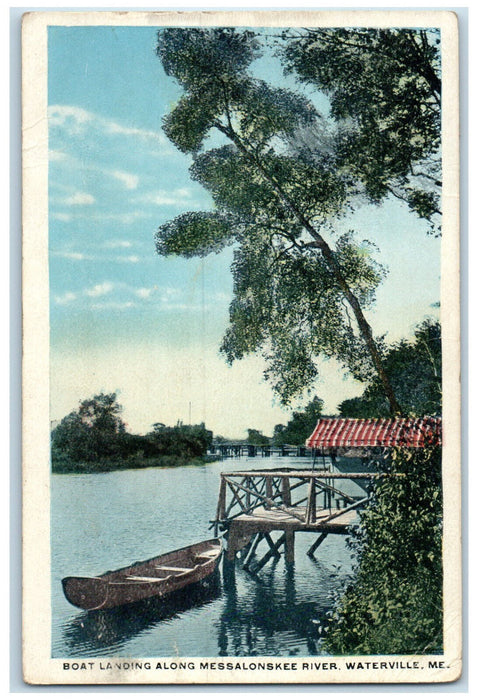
[212,469,394,573]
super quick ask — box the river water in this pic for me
[51,455,362,658]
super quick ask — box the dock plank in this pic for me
[233,505,358,528]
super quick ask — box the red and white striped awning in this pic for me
[306,417,442,449]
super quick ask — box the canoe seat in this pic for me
[154,565,191,573]
[125,575,165,583]
[196,549,219,558]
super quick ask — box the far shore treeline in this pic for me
[50,391,327,474]
[51,393,216,473]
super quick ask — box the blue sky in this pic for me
[48,25,440,437]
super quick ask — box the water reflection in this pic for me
[218,561,332,656]
[60,575,221,657]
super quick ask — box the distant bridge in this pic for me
[210,443,312,458]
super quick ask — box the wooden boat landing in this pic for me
[212,469,392,572]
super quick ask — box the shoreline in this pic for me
[51,454,221,474]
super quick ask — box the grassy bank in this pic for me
[52,453,221,474]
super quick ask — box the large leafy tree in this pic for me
[155,28,400,413]
[283,28,442,234]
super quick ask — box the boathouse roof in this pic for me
[306,417,442,449]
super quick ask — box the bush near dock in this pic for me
[323,443,443,655]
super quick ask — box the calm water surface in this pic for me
[51,456,362,658]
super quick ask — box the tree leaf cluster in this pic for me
[155,211,234,258]
[189,146,349,225]
[218,231,384,403]
[246,428,270,446]
[158,28,261,90]
[282,28,442,232]
[51,393,126,464]
[147,421,213,459]
[158,28,315,154]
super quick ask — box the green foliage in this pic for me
[190,146,349,224]
[283,28,442,232]
[272,395,323,446]
[51,393,213,472]
[219,231,384,403]
[157,28,314,155]
[77,392,125,432]
[162,89,224,153]
[157,27,260,90]
[339,320,441,417]
[324,444,443,655]
[155,211,234,257]
[51,393,126,463]
[147,422,213,459]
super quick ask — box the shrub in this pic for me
[323,444,443,655]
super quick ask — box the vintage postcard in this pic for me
[22,10,461,685]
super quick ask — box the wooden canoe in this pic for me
[62,538,222,611]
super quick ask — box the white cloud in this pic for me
[51,210,149,225]
[51,248,142,264]
[158,287,181,303]
[54,292,77,305]
[116,255,140,264]
[136,188,197,207]
[104,239,133,249]
[49,150,67,161]
[91,212,149,225]
[48,105,93,129]
[48,104,167,146]
[91,301,136,311]
[160,302,190,311]
[58,251,88,261]
[104,121,165,143]
[135,287,155,299]
[63,192,96,206]
[110,170,139,190]
[85,282,114,298]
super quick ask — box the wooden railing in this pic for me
[212,470,395,535]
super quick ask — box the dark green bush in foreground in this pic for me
[323,444,443,655]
